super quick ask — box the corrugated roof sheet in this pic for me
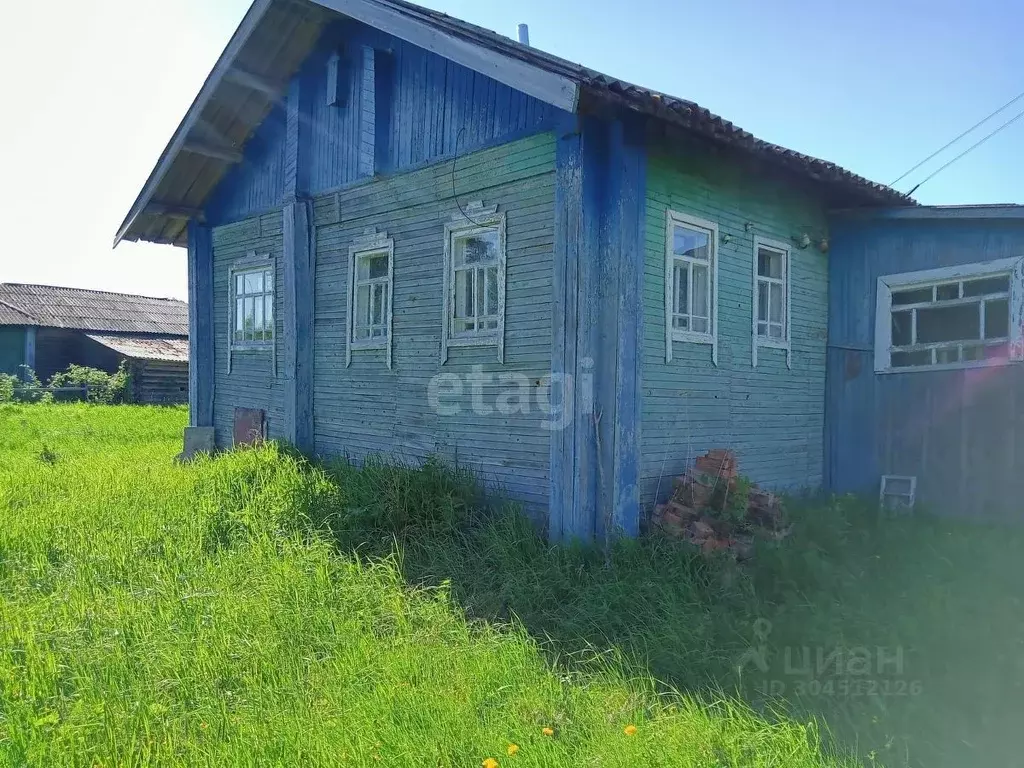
[379,0,911,206]
[0,299,38,325]
[86,334,190,362]
[117,0,912,248]
[0,284,188,335]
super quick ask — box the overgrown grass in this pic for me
[1,405,1021,767]
[316,461,1024,768]
[0,404,851,767]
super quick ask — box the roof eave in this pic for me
[831,204,1024,221]
[113,0,277,248]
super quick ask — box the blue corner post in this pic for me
[23,326,36,375]
[282,72,315,454]
[609,116,646,537]
[187,220,214,428]
[549,114,646,542]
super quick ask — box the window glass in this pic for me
[673,227,708,260]
[352,249,391,344]
[916,304,980,344]
[450,226,501,340]
[233,266,273,344]
[886,271,1012,369]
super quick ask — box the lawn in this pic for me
[0,405,1020,766]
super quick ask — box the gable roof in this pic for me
[0,284,189,336]
[115,0,912,248]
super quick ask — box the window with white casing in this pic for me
[665,210,718,364]
[441,204,506,364]
[347,230,394,368]
[874,256,1024,373]
[752,237,791,368]
[231,263,274,347]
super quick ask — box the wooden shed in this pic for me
[0,283,189,404]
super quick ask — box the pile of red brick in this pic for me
[651,449,786,556]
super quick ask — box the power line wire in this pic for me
[906,106,1024,196]
[890,88,1024,187]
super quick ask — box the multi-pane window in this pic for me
[347,234,394,368]
[875,258,1024,373]
[442,208,507,363]
[233,266,274,345]
[887,274,1010,368]
[352,250,391,342]
[755,244,788,342]
[452,228,501,336]
[665,211,717,364]
[670,223,713,335]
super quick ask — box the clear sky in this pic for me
[2,0,1021,302]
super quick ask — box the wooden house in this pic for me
[0,284,189,404]
[117,0,1021,535]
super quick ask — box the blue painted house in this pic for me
[119,0,1017,536]
[827,206,1024,521]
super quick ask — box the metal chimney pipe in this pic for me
[517,23,530,46]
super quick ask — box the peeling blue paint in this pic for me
[187,220,214,428]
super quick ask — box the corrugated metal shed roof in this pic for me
[0,284,188,335]
[86,334,190,362]
[116,0,912,248]
[0,299,38,325]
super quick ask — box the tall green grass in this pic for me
[0,405,852,767]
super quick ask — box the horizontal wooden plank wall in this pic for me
[206,18,559,226]
[210,211,286,445]
[311,133,555,511]
[132,360,189,404]
[640,149,830,509]
[826,217,1024,520]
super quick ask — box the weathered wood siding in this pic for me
[640,150,830,507]
[826,216,1024,520]
[206,19,559,225]
[211,211,286,444]
[131,360,189,405]
[311,134,555,509]
[34,329,123,381]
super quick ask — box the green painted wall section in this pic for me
[208,134,555,509]
[0,327,25,375]
[311,133,555,511]
[640,150,830,506]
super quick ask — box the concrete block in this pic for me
[177,426,216,462]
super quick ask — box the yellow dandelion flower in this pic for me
[542,727,554,737]
[507,743,520,756]
[482,758,499,768]
[199,723,208,731]
[624,724,638,736]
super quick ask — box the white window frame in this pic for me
[227,252,276,374]
[664,210,718,365]
[751,236,792,369]
[874,256,1024,373]
[441,204,507,364]
[346,230,394,369]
